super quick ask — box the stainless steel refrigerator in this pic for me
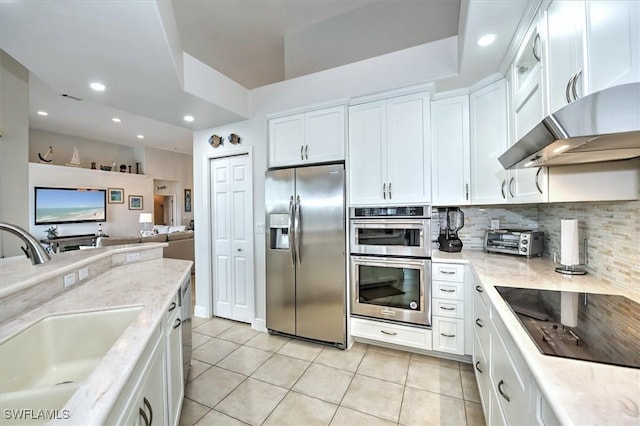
[265,163,346,348]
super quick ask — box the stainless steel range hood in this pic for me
[499,82,640,169]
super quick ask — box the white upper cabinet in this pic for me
[268,105,345,168]
[349,91,431,206]
[585,0,640,93]
[470,80,509,205]
[545,0,640,113]
[431,95,470,206]
[545,0,586,113]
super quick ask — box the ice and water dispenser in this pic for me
[269,214,290,250]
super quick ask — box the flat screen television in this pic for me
[34,187,107,225]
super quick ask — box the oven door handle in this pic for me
[350,218,428,227]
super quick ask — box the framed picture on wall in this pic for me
[128,195,143,210]
[185,189,192,212]
[108,188,124,204]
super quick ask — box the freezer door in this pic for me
[295,164,346,345]
[265,169,296,335]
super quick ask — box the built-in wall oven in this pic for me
[350,206,432,327]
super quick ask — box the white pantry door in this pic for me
[210,154,253,323]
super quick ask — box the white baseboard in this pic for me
[252,318,267,333]
[194,305,210,318]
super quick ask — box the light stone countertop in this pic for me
[433,250,640,426]
[0,255,192,425]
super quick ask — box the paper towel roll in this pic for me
[561,291,579,327]
[560,220,580,266]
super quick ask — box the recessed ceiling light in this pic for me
[90,82,106,91]
[137,134,145,139]
[477,34,496,47]
[37,111,48,116]
[112,117,122,123]
[183,115,195,122]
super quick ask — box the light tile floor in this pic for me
[180,316,486,426]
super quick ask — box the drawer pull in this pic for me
[440,306,455,311]
[440,333,455,338]
[498,380,511,402]
[440,288,455,293]
[475,285,483,293]
[168,302,177,312]
[440,270,456,275]
[475,361,483,374]
[475,318,484,328]
[380,330,398,336]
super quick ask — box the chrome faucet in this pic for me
[0,222,51,265]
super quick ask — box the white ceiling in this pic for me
[0,0,533,155]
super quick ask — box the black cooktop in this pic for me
[495,286,640,369]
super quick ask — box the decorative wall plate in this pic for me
[228,133,241,145]
[209,134,223,148]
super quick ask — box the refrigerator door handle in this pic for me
[294,195,301,266]
[288,196,296,267]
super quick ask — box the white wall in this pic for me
[0,50,30,257]
[192,37,459,323]
[30,129,138,171]
[29,163,154,238]
[144,147,194,224]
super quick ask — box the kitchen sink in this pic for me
[0,306,143,419]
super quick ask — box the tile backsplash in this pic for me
[433,199,639,293]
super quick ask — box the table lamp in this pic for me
[139,213,153,236]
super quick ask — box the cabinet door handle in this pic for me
[174,318,182,329]
[168,302,176,312]
[501,180,506,199]
[300,145,304,160]
[440,270,456,275]
[475,318,484,328]
[508,177,515,198]
[565,73,575,103]
[475,361,483,374]
[440,288,455,293]
[388,182,392,199]
[498,380,511,402]
[535,168,543,194]
[532,33,541,62]
[383,183,386,199]
[144,397,153,425]
[440,333,456,338]
[305,144,309,159]
[440,306,456,311]
[139,408,150,426]
[380,330,398,336]
[475,285,483,293]
[571,69,582,101]
[465,183,469,201]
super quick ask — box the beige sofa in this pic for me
[96,231,194,270]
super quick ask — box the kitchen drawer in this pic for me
[491,326,529,423]
[473,328,490,412]
[473,285,490,355]
[351,317,432,350]
[432,298,464,319]
[432,263,464,282]
[432,316,464,355]
[433,280,464,301]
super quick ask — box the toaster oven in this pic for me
[484,229,544,258]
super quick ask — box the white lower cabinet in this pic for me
[432,316,464,355]
[473,282,559,426]
[108,327,167,425]
[107,294,185,425]
[166,295,184,426]
[351,317,432,350]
